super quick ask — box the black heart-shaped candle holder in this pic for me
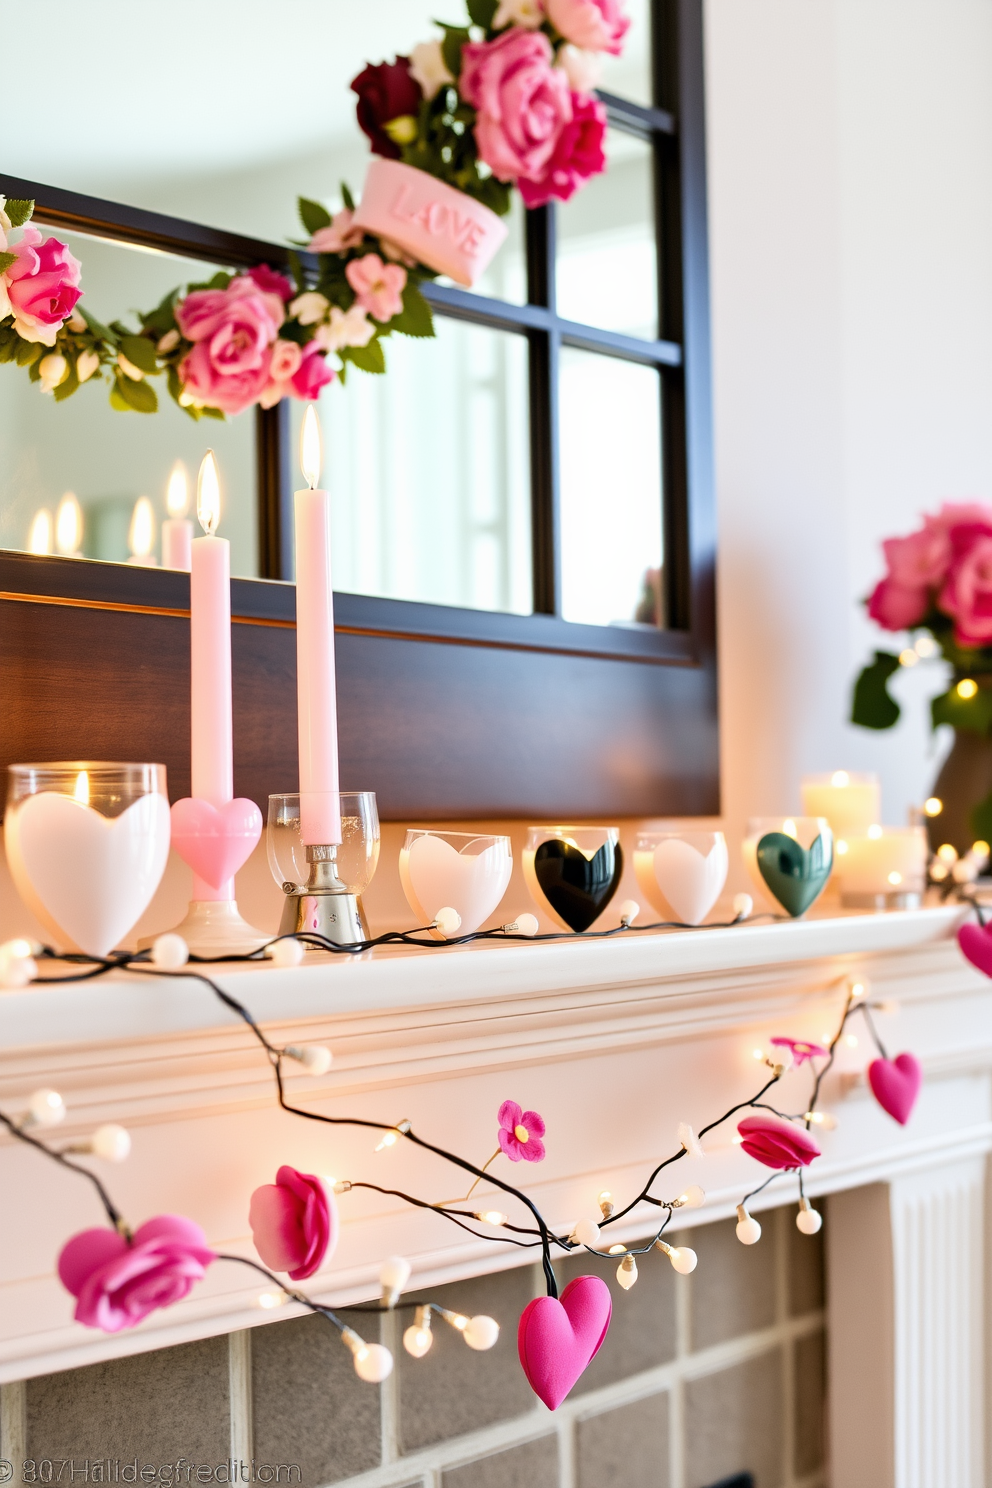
[523,826,623,932]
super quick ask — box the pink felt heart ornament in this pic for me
[170,797,263,890]
[958,922,992,978]
[517,1275,612,1410]
[868,1053,922,1126]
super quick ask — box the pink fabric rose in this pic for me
[460,30,572,185]
[937,521,992,645]
[246,264,295,304]
[545,0,630,55]
[5,227,82,345]
[866,577,930,632]
[737,1114,821,1170]
[248,1165,337,1281]
[269,338,304,382]
[58,1216,215,1333]
[518,90,607,206]
[310,210,365,255]
[290,341,335,400]
[345,254,407,321]
[768,1036,829,1066]
[497,1099,546,1162]
[177,277,281,414]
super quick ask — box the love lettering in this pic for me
[390,184,486,256]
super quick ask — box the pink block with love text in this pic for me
[353,159,508,288]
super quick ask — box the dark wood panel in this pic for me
[1,586,717,821]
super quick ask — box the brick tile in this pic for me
[787,1208,825,1317]
[442,1435,557,1488]
[576,1393,669,1488]
[793,1330,826,1476]
[688,1216,777,1350]
[684,1349,784,1488]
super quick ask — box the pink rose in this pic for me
[180,342,273,414]
[460,31,572,184]
[309,210,365,255]
[938,521,992,645]
[518,90,607,206]
[58,1216,214,1333]
[880,526,951,588]
[6,226,82,344]
[867,577,930,631]
[246,263,296,303]
[737,1114,821,1170]
[345,254,407,321]
[176,277,281,414]
[248,1165,337,1281]
[290,341,335,401]
[545,0,630,55]
[270,338,304,382]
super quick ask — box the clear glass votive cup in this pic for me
[634,829,728,925]
[266,792,380,894]
[399,829,512,936]
[742,816,833,918]
[522,824,622,932]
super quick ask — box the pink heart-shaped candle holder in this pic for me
[517,1275,612,1410]
[868,1053,922,1125]
[170,797,263,897]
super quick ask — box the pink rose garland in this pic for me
[58,1215,215,1333]
[460,30,573,185]
[545,0,631,55]
[4,227,82,346]
[518,91,608,207]
[866,501,992,645]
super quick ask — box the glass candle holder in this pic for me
[634,830,728,925]
[835,825,927,909]
[742,816,833,918]
[800,771,881,843]
[4,762,170,957]
[522,825,622,932]
[399,830,512,937]
[267,792,380,894]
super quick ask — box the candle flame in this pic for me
[73,770,89,805]
[197,451,221,535]
[55,492,82,555]
[300,404,322,490]
[830,770,850,787]
[166,461,189,518]
[28,509,52,555]
[129,496,155,559]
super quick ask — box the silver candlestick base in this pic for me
[278,843,371,947]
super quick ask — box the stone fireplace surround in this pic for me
[0,904,985,1488]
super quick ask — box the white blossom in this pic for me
[409,39,455,99]
[314,304,376,352]
[493,0,544,28]
[76,349,100,383]
[289,291,331,327]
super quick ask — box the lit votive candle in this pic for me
[162,460,193,571]
[835,825,928,909]
[801,772,881,845]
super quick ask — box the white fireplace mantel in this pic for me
[1,905,989,1486]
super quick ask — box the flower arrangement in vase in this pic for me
[851,501,992,851]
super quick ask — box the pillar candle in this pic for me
[295,406,342,846]
[190,451,234,899]
[801,772,881,843]
[835,826,927,896]
[162,519,192,571]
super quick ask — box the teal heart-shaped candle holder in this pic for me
[755,831,833,917]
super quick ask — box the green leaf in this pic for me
[186,271,230,293]
[119,334,159,375]
[343,337,386,374]
[466,0,498,26]
[53,364,81,402]
[341,181,356,213]
[299,197,332,236]
[4,198,33,228]
[80,306,116,345]
[15,339,41,367]
[390,280,435,338]
[113,374,158,413]
[0,328,18,362]
[440,24,470,77]
[109,382,131,412]
[931,683,992,735]
[0,250,15,274]
[141,288,179,335]
[851,651,902,729]
[199,405,226,420]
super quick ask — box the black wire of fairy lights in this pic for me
[0,928,893,1321]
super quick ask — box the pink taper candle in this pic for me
[295,406,342,846]
[190,451,235,899]
[162,460,193,571]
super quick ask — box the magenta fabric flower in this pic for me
[498,1099,546,1162]
[545,0,630,55]
[866,577,930,632]
[938,520,992,646]
[176,276,282,414]
[58,1216,215,1333]
[310,210,365,255]
[460,30,572,185]
[518,91,607,207]
[737,1114,821,1170]
[248,1165,337,1281]
[246,263,295,304]
[346,254,407,321]
[290,341,335,400]
[769,1036,829,1066]
[5,227,82,344]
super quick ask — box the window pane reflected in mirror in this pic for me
[558,348,663,628]
[290,318,532,615]
[597,0,653,106]
[556,129,658,339]
[0,231,258,576]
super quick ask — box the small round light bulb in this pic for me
[571,1217,601,1248]
[669,1246,698,1274]
[90,1123,131,1162]
[736,1205,762,1245]
[268,937,305,968]
[617,1254,638,1289]
[353,1343,393,1383]
[464,1315,500,1351]
[403,1324,433,1358]
[151,933,189,971]
[732,893,753,920]
[434,906,462,938]
[29,1089,66,1127]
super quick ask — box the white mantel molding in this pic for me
[0,903,989,1445]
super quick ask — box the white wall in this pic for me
[706,0,992,882]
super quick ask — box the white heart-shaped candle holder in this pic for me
[634,831,728,926]
[4,763,171,957]
[399,830,512,937]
